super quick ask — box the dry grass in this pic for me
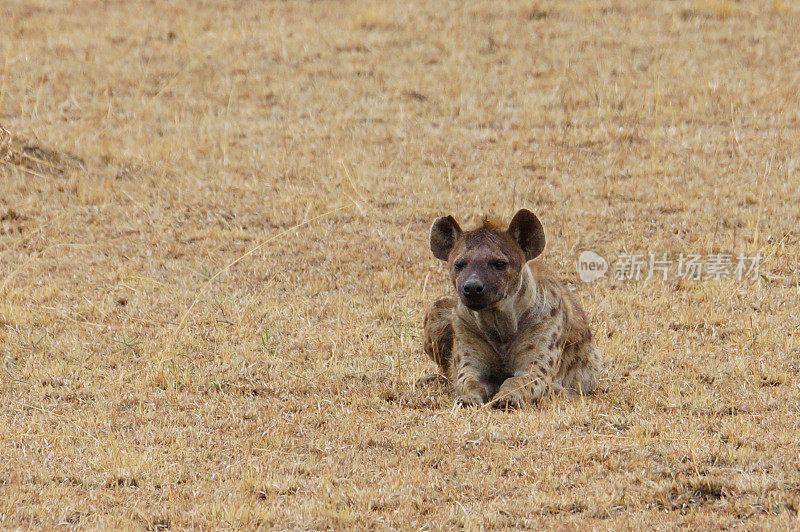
[2,0,800,528]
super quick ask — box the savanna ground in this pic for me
[2,0,800,528]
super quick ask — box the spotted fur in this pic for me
[421,210,602,408]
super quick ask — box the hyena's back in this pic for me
[423,296,455,374]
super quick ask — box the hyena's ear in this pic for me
[507,209,546,261]
[430,215,462,261]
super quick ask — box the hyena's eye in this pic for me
[491,260,508,271]
[454,260,466,272]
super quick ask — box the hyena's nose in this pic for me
[462,280,484,297]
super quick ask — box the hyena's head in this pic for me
[430,209,546,311]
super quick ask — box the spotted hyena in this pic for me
[421,209,602,408]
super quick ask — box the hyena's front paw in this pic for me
[455,391,486,407]
[491,379,529,410]
[491,392,525,410]
[455,381,488,407]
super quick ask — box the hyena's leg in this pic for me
[554,340,602,397]
[492,315,563,409]
[420,297,455,382]
[452,340,495,407]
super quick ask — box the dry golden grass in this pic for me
[2,0,800,528]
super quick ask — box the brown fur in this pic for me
[422,209,603,408]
